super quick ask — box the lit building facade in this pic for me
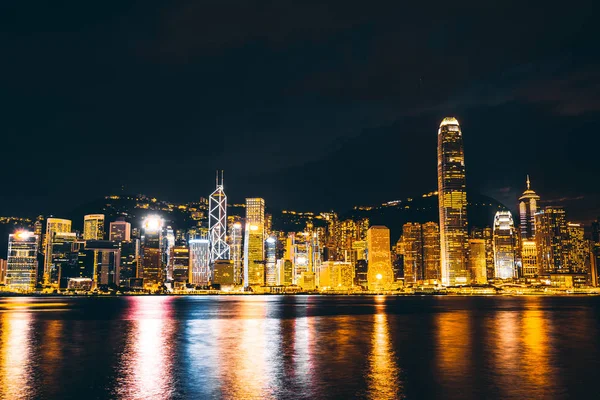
[401,223,423,285]
[319,261,354,290]
[228,219,243,285]
[44,218,72,285]
[208,171,230,263]
[6,231,39,292]
[566,223,590,275]
[535,207,569,274]
[172,246,190,285]
[437,117,469,285]
[493,211,517,279]
[521,240,538,277]
[189,238,210,286]
[243,198,265,287]
[109,220,131,242]
[140,216,164,290]
[366,226,394,290]
[518,176,540,240]
[422,222,441,281]
[265,235,277,286]
[468,239,488,284]
[83,214,105,241]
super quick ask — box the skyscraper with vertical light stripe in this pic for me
[437,117,470,285]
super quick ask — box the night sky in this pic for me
[1,1,598,222]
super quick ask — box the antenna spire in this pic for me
[526,175,531,190]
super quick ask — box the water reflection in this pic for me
[0,304,34,400]
[521,299,555,392]
[367,297,401,399]
[436,308,471,392]
[115,297,176,400]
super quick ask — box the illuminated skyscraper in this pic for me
[189,237,210,285]
[566,223,589,274]
[366,226,394,291]
[401,223,423,285]
[493,211,517,279]
[6,231,39,292]
[44,218,72,285]
[521,241,538,277]
[83,214,105,241]
[140,216,164,290]
[518,176,540,240]
[243,198,265,287]
[209,171,230,263]
[265,235,277,286]
[172,246,190,286]
[437,117,469,285]
[228,219,243,285]
[468,239,488,284]
[285,232,321,284]
[109,220,131,242]
[422,222,441,281]
[535,207,568,274]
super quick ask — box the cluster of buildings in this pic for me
[396,117,598,290]
[1,117,598,294]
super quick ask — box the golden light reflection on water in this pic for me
[367,297,401,400]
[436,309,470,389]
[115,297,176,400]
[0,311,33,400]
[521,299,553,390]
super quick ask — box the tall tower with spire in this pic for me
[209,171,230,265]
[437,117,470,285]
[518,175,540,240]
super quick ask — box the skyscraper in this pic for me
[401,223,423,285]
[228,219,243,285]
[208,171,230,263]
[243,198,265,287]
[366,226,394,291]
[468,239,488,284]
[493,211,517,279]
[437,117,469,285]
[422,222,441,281]
[109,220,131,242]
[140,216,164,290]
[518,176,540,240]
[189,237,210,286]
[83,214,105,241]
[265,235,277,286]
[535,207,568,274]
[6,231,39,292]
[44,218,72,285]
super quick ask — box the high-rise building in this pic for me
[471,227,495,279]
[172,246,190,285]
[48,232,79,288]
[189,237,210,286]
[318,261,354,290]
[566,223,590,275]
[265,235,277,286]
[243,198,265,287]
[366,226,394,291]
[468,239,488,284]
[422,222,441,281]
[208,171,230,264]
[401,223,423,285]
[109,220,131,242]
[437,117,470,285]
[493,211,517,279]
[286,232,321,284]
[6,231,39,292]
[521,241,538,278]
[213,260,234,286]
[140,216,164,290]
[518,176,540,240]
[83,214,105,241]
[44,218,72,285]
[535,207,568,274]
[228,219,243,285]
[276,259,293,286]
[0,259,6,284]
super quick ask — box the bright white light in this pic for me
[249,225,259,231]
[376,273,382,280]
[143,216,163,232]
[233,222,242,229]
[15,231,32,240]
[266,237,276,243]
[297,256,307,265]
